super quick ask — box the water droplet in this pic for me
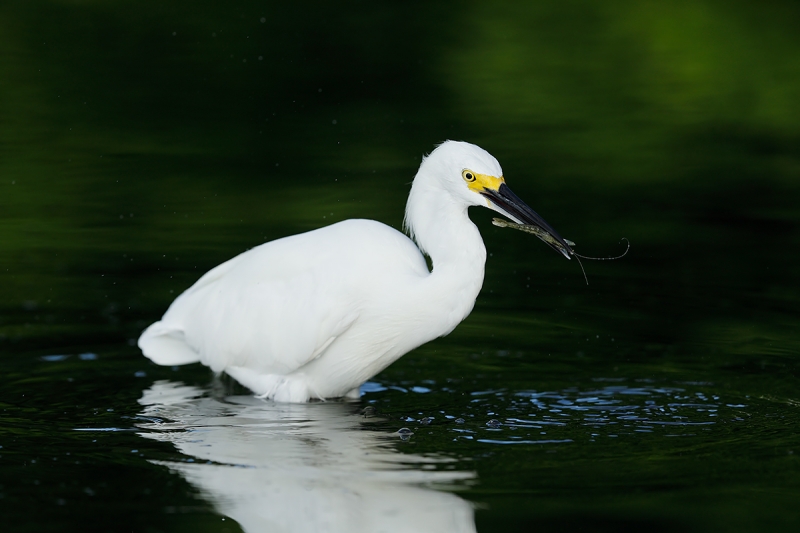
[396,427,413,441]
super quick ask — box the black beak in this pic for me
[481,183,573,259]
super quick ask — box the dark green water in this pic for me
[2,1,799,531]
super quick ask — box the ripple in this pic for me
[477,438,573,445]
[367,381,762,447]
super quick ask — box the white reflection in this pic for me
[137,380,476,533]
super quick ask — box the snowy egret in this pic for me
[139,141,573,402]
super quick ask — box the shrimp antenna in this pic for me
[572,238,630,261]
[574,253,588,285]
[569,238,630,285]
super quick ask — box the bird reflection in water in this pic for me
[137,380,476,533]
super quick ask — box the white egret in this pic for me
[139,141,573,402]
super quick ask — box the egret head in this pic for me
[410,141,573,259]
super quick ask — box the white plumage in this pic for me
[139,141,572,402]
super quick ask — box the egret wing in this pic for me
[140,219,428,378]
[143,229,367,376]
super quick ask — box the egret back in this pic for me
[139,220,430,383]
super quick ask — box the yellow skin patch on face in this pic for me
[464,171,505,205]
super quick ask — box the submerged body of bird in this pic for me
[139,141,575,402]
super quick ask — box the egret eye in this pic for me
[462,170,476,182]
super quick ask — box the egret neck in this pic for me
[405,168,487,333]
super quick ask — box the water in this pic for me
[2,1,800,531]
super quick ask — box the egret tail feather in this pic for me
[139,323,201,366]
